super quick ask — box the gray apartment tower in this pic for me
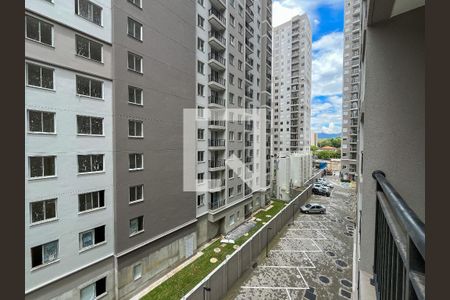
[25,0,272,299]
[272,14,312,155]
[341,0,362,181]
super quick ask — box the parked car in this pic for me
[300,203,326,214]
[312,186,331,197]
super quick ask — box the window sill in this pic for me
[31,258,60,272]
[128,34,143,43]
[25,37,55,49]
[75,13,104,28]
[27,131,57,136]
[77,134,105,137]
[128,102,144,107]
[78,206,106,215]
[28,175,57,181]
[128,136,144,139]
[76,94,105,101]
[129,199,144,205]
[79,241,107,254]
[129,168,144,172]
[26,84,56,92]
[129,230,144,238]
[75,54,104,65]
[128,69,144,75]
[30,218,59,227]
[78,171,106,176]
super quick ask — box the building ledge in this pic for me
[358,270,377,300]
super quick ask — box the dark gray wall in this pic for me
[112,0,197,253]
[359,6,424,272]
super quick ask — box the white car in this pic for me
[300,203,326,214]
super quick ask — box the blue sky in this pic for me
[273,0,344,135]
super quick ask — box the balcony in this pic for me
[208,8,226,31]
[245,57,254,69]
[210,0,226,11]
[208,95,225,108]
[208,74,226,91]
[209,31,226,51]
[209,159,226,171]
[371,171,425,300]
[208,139,225,149]
[245,23,254,38]
[209,178,225,192]
[245,140,253,147]
[245,39,254,54]
[208,52,226,71]
[208,198,226,211]
[209,120,226,130]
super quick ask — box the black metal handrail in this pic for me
[372,170,425,300]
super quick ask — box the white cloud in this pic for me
[311,32,343,98]
[321,122,340,134]
[311,95,343,134]
[272,1,304,27]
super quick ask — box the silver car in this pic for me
[300,203,326,214]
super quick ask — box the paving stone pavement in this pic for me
[224,175,357,300]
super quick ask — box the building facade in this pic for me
[341,0,362,181]
[25,0,272,299]
[272,14,312,155]
[194,0,273,246]
[25,0,115,299]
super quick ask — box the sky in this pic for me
[273,0,344,135]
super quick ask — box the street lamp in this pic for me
[203,286,211,300]
[266,226,273,258]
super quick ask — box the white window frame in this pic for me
[128,85,143,106]
[79,225,106,252]
[79,276,107,300]
[129,153,144,171]
[29,155,56,179]
[30,240,59,270]
[25,15,54,47]
[128,52,143,73]
[129,216,144,237]
[27,110,56,134]
[26,62,55,91]
[76,75,104,100]
[133,263,143,281]
[129,184,144,204]
[77,154,105,174]
[127,0,142,8]
[197,194,205,207]
[77,115,104,136]
[78,190,105,214]
[75,34,103,63]
[75,0,103,26]
[127,17,143,41]
[128,119,144,138]
[30,198,58,225]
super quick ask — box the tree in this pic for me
[317,137,341,148]
[316,150,341,160]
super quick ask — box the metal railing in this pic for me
[209,159,225,168]
[208,139,225,147]
[372,171,425,300]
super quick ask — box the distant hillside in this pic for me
[318,133,340,139]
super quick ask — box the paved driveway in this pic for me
[225,176,356,300]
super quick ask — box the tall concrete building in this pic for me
[352,0,425,298]
[341,0,362,181]
[25,0,272,299]
[194,0,273,246]
[272,14,312,155]
[25,0,115,299]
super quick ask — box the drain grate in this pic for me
[319,275,331,285]
[339,288,352,299]
[336,260,348,268]
[326,251,336,257]
[341,279,352,288]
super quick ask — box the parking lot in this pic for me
[225,175,357,300]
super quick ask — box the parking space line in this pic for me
[241,286,309,290]
[286,288,293,300]
[296,267,310,290]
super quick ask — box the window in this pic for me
[128,0,142,8]
[78,154,104,173]
[229,34,235,46]
[197,15,204,28]
[197,38,205,52]
[76,35,102,62]
[238,132,242,141]
[238,78,243,89]
[229,73,234,85]
[75,0,102,26]
[229,14,235,26]
[130,216,144,236]
[229,214,235,225]
[197,151,204,162]
[238,60,243,71]
[197,61,204,74]
[229,93,234,104]
[128,120,143,138]
[237,184,242,193]
[197,194,205,207]
[77,115,103,135]
[197,106,204,118]
[26,63,54,89]
[133,264,142,280]
[228,169,233,179]
[79,225,106,250]
[28,110,55,133]
[229,131,234,141]
[238,42,243,53]
[30,199,57,224]
[197,129,204,140]
[29,156,55,178]
[80,277,106,300]
[25,15,53,46]
[129,153,144,170]
[128,18,143,41]
[228,187,234,197]
[197,173,204,183]
[129,185,144,203]
[31,240,58,268]
[128,86,143,105]
[76,75,103,99]
[229,54,234,65]
[238,23,243,35]
[197,84,204,96]
[128,52,143,73]
[79,190,105,212]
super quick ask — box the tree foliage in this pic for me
[316,150,341,160]
[318,137,341,148]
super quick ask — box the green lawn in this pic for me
[141,199,286,300]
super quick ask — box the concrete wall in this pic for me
[112,0,197,253]
[359,6,424,273]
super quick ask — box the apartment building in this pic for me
[25,0,115,299]
[353,0,425,298]
[195,0,273,246]
[272,14,312,155]
[341,0,362,181]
